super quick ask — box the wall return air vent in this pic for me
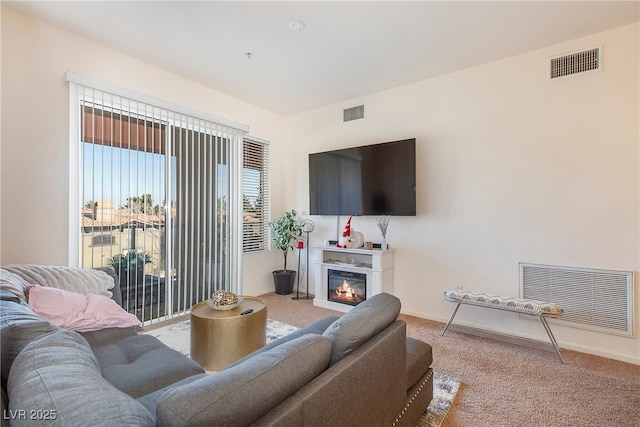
[548,46,601,80]
[343,104,365,123]
[520,263,634,337]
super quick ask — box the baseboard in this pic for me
[557,342,640,366]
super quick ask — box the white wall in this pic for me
[284,23,640,364]
[0,8,284,296]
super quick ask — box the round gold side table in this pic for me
[190,296,267,371]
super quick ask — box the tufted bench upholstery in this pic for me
[442,290,565,363]
[443,290,563,317]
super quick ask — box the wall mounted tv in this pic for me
[309,138,416,216]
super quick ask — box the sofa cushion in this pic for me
[0,298,59,389]
[28,285,141,332]
[80,326,138,348]
[224,315,339,370]
[2,264,115,298]
[7,329,154,426]
[156,334,332,427]
[93,334,204,398]
[322,292,401,365]
[406,336,433,390]
[136,374,207,424]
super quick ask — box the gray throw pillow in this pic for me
[156,334,332,427]
[322,292,401,365]
[7,330,154,426]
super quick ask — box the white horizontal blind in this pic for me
[76,84,245,323]
[520,263,634,337]
[243,137,270,252]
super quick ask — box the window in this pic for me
[243,137,270,252]
[68,74,248,323]
[91,234,116,247]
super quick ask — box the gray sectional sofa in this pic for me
[1,265,433,426]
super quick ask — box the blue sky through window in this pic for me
[83,143,167,209]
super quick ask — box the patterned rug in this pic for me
[143,319,460,427]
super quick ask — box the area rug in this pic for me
[143,319,460,427]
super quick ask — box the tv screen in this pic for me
[309,138,416,216]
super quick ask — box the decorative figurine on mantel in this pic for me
[336,216,364,249]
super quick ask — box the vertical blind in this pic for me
[76,84,245,323]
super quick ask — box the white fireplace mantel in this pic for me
[313,245,394,312]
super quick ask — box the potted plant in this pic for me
[269,210,302,295]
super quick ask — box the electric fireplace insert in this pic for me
[327,269,366,306]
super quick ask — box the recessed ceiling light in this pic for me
[289,20,305,31]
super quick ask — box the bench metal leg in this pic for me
[441,302,461,336]
[539,315,566,364]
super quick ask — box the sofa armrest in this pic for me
[283,320,407,426]
[156,334,332,427]
[93,267,122,306]
[0,298,59,390]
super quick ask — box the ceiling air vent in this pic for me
[548,46,601,80]
[343,104,365,122]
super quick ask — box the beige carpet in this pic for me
[257,292,640,427]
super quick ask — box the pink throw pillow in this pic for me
[28,285,141,332]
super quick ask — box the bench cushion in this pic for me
[444,290,563,317]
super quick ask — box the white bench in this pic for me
[442,290,565,364]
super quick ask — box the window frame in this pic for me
[242,136,270,253]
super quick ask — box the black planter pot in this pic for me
[272,270,296,295]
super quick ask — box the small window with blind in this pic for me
[243,137,270,252]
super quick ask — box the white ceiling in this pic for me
[5,1,639,116]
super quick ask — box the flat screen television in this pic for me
[309,138,416,216]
